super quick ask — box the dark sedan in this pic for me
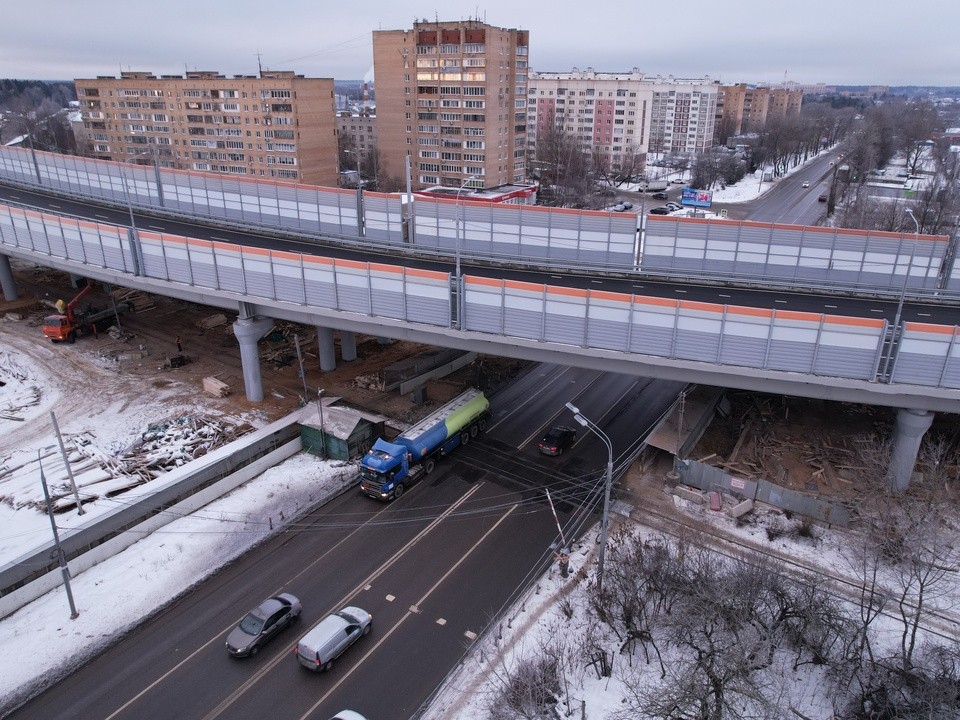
[226,593,302,657]
[538,425,577,456]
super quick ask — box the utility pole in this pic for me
[38,452,79,619]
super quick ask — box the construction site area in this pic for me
[2,258,959,533]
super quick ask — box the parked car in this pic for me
[296,606,372,672]
[620,201,634,210]
[818,193,828,202]
[611,204,627,212]
[665,202,682,211]
[651,191,669,200]
[648,206,672,215]
[226,593,302,657]
[671,178,686,184]
[801,181,810,188]
[538,425,576,456]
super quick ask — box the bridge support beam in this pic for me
[232,315,274,403]
[888,408,934,491]
[0,254,17,301]
[316,326,337,372]
[340,330,357,362]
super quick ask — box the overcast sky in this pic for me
[2,0,957,87]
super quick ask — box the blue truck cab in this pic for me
[359,389,490,500]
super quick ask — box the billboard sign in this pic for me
[681,188,713,208]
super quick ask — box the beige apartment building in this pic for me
[372,19,529,191]
[526,69,718,172]
[74,70,338,187]
[716,83,804,138]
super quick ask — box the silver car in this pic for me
[296,606,372,672]
[226,592,302,657]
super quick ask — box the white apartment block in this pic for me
[527,68,718,171]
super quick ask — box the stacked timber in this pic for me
[203,376,231,397]
[198,313,228,329]
[111,288,155,312]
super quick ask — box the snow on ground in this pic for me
[0,452,354,712]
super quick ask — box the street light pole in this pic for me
[454,175,477,330]
[885,209,920,382]
[565,402,614,595]
[315,388,326,459]
[346,149,364,237]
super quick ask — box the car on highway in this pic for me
[329,712,368,720]
[818,193,828,202]
[801,181,810,188]
[226,593,302,657]
[651,191,669,200]
[296,606,372,672]
[538,425,576,456]
[648,206,671,215]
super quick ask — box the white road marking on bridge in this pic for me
[48,203,61,208]
[917,312,932,317]
[148,225,165,230]
[436,618,447,625]
[386,593,396,602]
[674,289,688,293]
[210,236,231,242]
[464,630,478,640]
[590,279,604,284]
[95,214,110,219]
[825,304,838,309]
[774,299,787,303]
[870,308,884,313]
[718,293,731,298]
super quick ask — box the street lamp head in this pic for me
[564,401,580,415]
[571,414,588,428]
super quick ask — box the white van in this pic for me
[296,606,372,672]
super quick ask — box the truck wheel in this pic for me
[469,424,479,438]
[67,331,76,344]
[460,431,470,446]
[424,459,435,474]
[479,418,488,431]
[394,483,404,499]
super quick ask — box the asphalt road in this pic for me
[8,365,682,720]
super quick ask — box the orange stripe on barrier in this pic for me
[405,267,448,281]
[823,315,885,328]
[725,305,774,319]
[903,322,959,335]
[636,295,680,308]
[239,245,271,258]
[588,289,631,303]
[269,248,302,263]
[546,285,588,299]
[500,278,545,293]
[369,262,401,274]
[465,276,503,288]
[679,300,722,313]
[302,255,335,267]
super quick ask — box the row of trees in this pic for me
[830,99,959,236]
[485,448,960,719]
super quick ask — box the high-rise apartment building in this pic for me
[715,84,804,138]
[373,19,529,191]
[75,70,338,186]
[527,69,718,171]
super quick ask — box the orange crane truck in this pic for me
[42,282,128,343]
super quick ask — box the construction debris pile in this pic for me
[694,393,884,498]
[0,414,253,514]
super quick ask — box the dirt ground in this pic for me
[0,260,527,430]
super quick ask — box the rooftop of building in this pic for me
[82,70,318,82]
[530,68,716,84]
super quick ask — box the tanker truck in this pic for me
[359,388,490,501]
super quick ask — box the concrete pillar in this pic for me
[0,254,16,302]
[340,330,357,362]
[232,316,274,403]
[888,408,934,491]
[316,326,336,372]
[69,273,85,289]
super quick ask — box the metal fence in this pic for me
[3,146,955,294]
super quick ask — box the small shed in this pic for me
[300,403,385,461]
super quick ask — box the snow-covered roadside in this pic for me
[0,452,354,714]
